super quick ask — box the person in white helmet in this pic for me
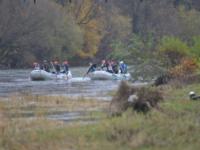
[119,61,127,74]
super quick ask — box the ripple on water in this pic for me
[0,68,120,98]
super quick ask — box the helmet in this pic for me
[189,91,195,96]
[63,61,68,64]
[120,61,124,64]
[102,60,105,63]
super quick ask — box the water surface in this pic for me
[0,67,120,99]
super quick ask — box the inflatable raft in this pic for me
[88,70,131,80]
[30,69,72,81]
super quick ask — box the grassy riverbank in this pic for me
[1,84,200,150]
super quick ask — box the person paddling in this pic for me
[33,62,40,70]
[84,62,97,77]
[101,60,107,71]
[107,60,113,73]
[119,61,128,74]
[112,61,119,74]
[41,60,50,72]
[62,60,69,74]
[54,61,61,74]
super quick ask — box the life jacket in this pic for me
[120,63,127,74]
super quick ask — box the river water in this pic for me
[0,67,121,100]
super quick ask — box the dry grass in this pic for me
[1,83,200,150]
[110,81,134,114]
[1,94,109,118]
[0,94,109,150]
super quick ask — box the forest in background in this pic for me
[1,0,200,77]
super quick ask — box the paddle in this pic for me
[83,63,97,79]
[83,71,88,79]
[83,65,91,79]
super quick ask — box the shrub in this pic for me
[110,81,133,114]
[169,58,198,78]
[191,36,200,60]
[154,73,172,86]
[110,82,163,114]
[136,87,163,108]
[109,40,130,60]
[158,36,190,67]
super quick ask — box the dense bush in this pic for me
[110,81,163,115]
[158,36,190,67]
[169,58,198,78]
[191,36,200,60]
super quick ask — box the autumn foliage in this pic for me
[169,58,198,78]
[2,0,200,68]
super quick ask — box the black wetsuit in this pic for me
[55,64,61,73]
[87,64,97,74]
[112,64,118,74]
[43,64,50,72]
[63,64,69,73]
[40,63,50,72]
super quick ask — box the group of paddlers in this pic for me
[86,60,128,75]
[33,60,69,74]
[33,59,128,75]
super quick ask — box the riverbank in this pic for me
[1,83,200,150]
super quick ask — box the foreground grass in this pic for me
[1,84,200,150]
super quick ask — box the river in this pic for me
[0,67,121,100]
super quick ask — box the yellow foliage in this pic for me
[76,0,94,23]
[78,20,103,58]
[67,0,104,58]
